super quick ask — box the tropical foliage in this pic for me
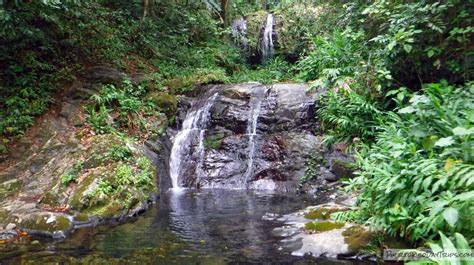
[293,0,473,249]
[1,0,472,253]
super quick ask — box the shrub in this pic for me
[349,81,474,241]
[317,91,383,145]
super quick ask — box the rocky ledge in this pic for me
[0,67,161,239]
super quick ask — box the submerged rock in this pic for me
[269,202,371,258]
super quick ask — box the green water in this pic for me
[0,189,369,264]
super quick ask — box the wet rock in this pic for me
[172,83,320,191]
[5,223,16,230]
[321,167,338,182]
[331,159,355,179]
[0,229,18,241]
[270,203,371,258]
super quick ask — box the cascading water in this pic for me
[231,17,248,51]
[169,93,218,190]
[243,86,268,185]
[261,14,274,63]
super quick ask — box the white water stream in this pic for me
[169,93,218,190]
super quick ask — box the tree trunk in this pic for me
[144,0,154,17]
[220,0,229,26]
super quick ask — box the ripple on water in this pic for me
[0,189,370,264]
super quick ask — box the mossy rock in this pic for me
[342,225,372,251]
[68,133,157,222]
[83,134,124,169]
[148,92,178,119]
[20,214,72,234]
[69,171,101,210]
[245,11,268,57]
[203,134,223,150]
[90,200,125,219]
[74,212,90,222]
[0,179,22,200]
[331,159,356,179]
[304,208,342,220]
[221,88,250,100]
[304,221,344,233]
[166,69,228,95]
[40,191,61,207]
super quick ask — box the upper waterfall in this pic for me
[261,14,274,63]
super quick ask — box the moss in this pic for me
[304,221,344,233]
[0,142,7,155]
[148,92,178,119]
[0,179,22,200]
[203,134,223,150]
[91,200,124,219]
[41,191,60,206]
[304,208,342,220]
[74,213,90,222]
[56,216,72,231]
[342,226,372,251]
[0,209,10,223]
[21,215,72,233]
[166,68,228,95]
[83,134,124,169]
[246,11,268,56]
[69,172,99,210]
[331,159,356,179]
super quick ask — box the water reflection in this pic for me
[1,189,365,264]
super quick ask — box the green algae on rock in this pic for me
[304,221,345,233]
[303,207,342,220]
[342,225,372,252]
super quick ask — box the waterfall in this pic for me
[169,93,218,190]
[243,87,268,185]
[231,17,248,51]
[261,14,274,63]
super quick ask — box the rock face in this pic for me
[0,66,160,238]
[165,83,327,192]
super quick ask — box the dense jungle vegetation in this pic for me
[0,0,472,259]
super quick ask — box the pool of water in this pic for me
[0,189,368,264]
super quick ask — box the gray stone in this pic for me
[5,223,16,230]
[85,66,126,84]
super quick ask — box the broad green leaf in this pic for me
[454,191,474,201]
[455,233,470,250]
[442,207,459,227]
[429,200,448,215]
[439,232,460,265]
[435,137,455,147]
[398,106,415,114]
[452,127,474,136]
[403,44,412,53]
